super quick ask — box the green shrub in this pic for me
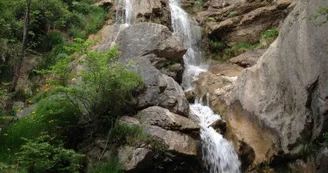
[193,0,204,8]
[228,11,238,18]
[89,159,123,173]
[0,95,80,162]
[323,132,328,147]
[222,42,259,60]
[49,39,144,119]
[207,17,216,22]
[261,28,279,39]
[208,39,226,50]
[15,136,84,173]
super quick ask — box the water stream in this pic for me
[115,0,133,25]
[169,0,208,90]
[169,0,242,172]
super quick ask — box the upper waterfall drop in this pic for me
[168,0,207,90]
[115,0,133,25]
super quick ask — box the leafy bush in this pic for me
[89,159,123,173]
[193,0,205,8]
[222,42,259,60]
[0,95,80,162]
[43,39,144,119]
[15,136,84,173]
[261,28,279,39]
[208,39,226,50]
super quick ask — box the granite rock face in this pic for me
[115,23,189,116]
[229,0,328,155]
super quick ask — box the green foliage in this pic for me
[44,39,144,119]
[89,159,123,173]
[193,0,205,8]
[207,17,216,22]
[15,136,84,173]
[0,95,80,162]
[223,42,259,60]
[208,39,226,50]
[228,11,238,18]
[0,88,8,108]
[261,28,279,39]
[322,132,328,147]
[0,0,106,79]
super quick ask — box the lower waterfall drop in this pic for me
[191,96,241,173]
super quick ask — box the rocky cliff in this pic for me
[194,0,328,170]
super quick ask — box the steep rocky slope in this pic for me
[194,0,328,170]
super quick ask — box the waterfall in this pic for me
[169,0,242,172]
[191,96,241,173]
[115,0,133,24]
[169,0,207,90]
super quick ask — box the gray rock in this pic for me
[118,146,153,172]
[155,35,187,62]
[139,106,200,156]
[144,125,199,156]
[116,23,189,116]
[140,106,199,132]
[229,49,266,68]
[229,0,328,154]
[316,147,328,173]
[133,0,171,27]
[119,116,140,126]
[116,23,186,61]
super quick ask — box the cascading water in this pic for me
[115,0,133,25]
[169,0,207,90]
[191,96,241,173]
[169,0,241,172]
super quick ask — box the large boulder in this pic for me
[118,146,153,173]
[140,106,199,132]
[227,0,328,160]
[134,0,171,27]
[140,106,199,156]
[137,106,201,173]
[115,23,189,116]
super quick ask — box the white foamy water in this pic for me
[169,0,208,90]
[191,97,241,173]
[169,0,241,172]
[115,0,133,24]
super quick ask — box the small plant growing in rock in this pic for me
[208,17,216,22]
[228,11,238,18]
[261,28,279,39]
[193,0,205,8]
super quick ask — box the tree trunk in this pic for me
[10,0,32,92]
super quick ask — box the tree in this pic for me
[10,0,32,92]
